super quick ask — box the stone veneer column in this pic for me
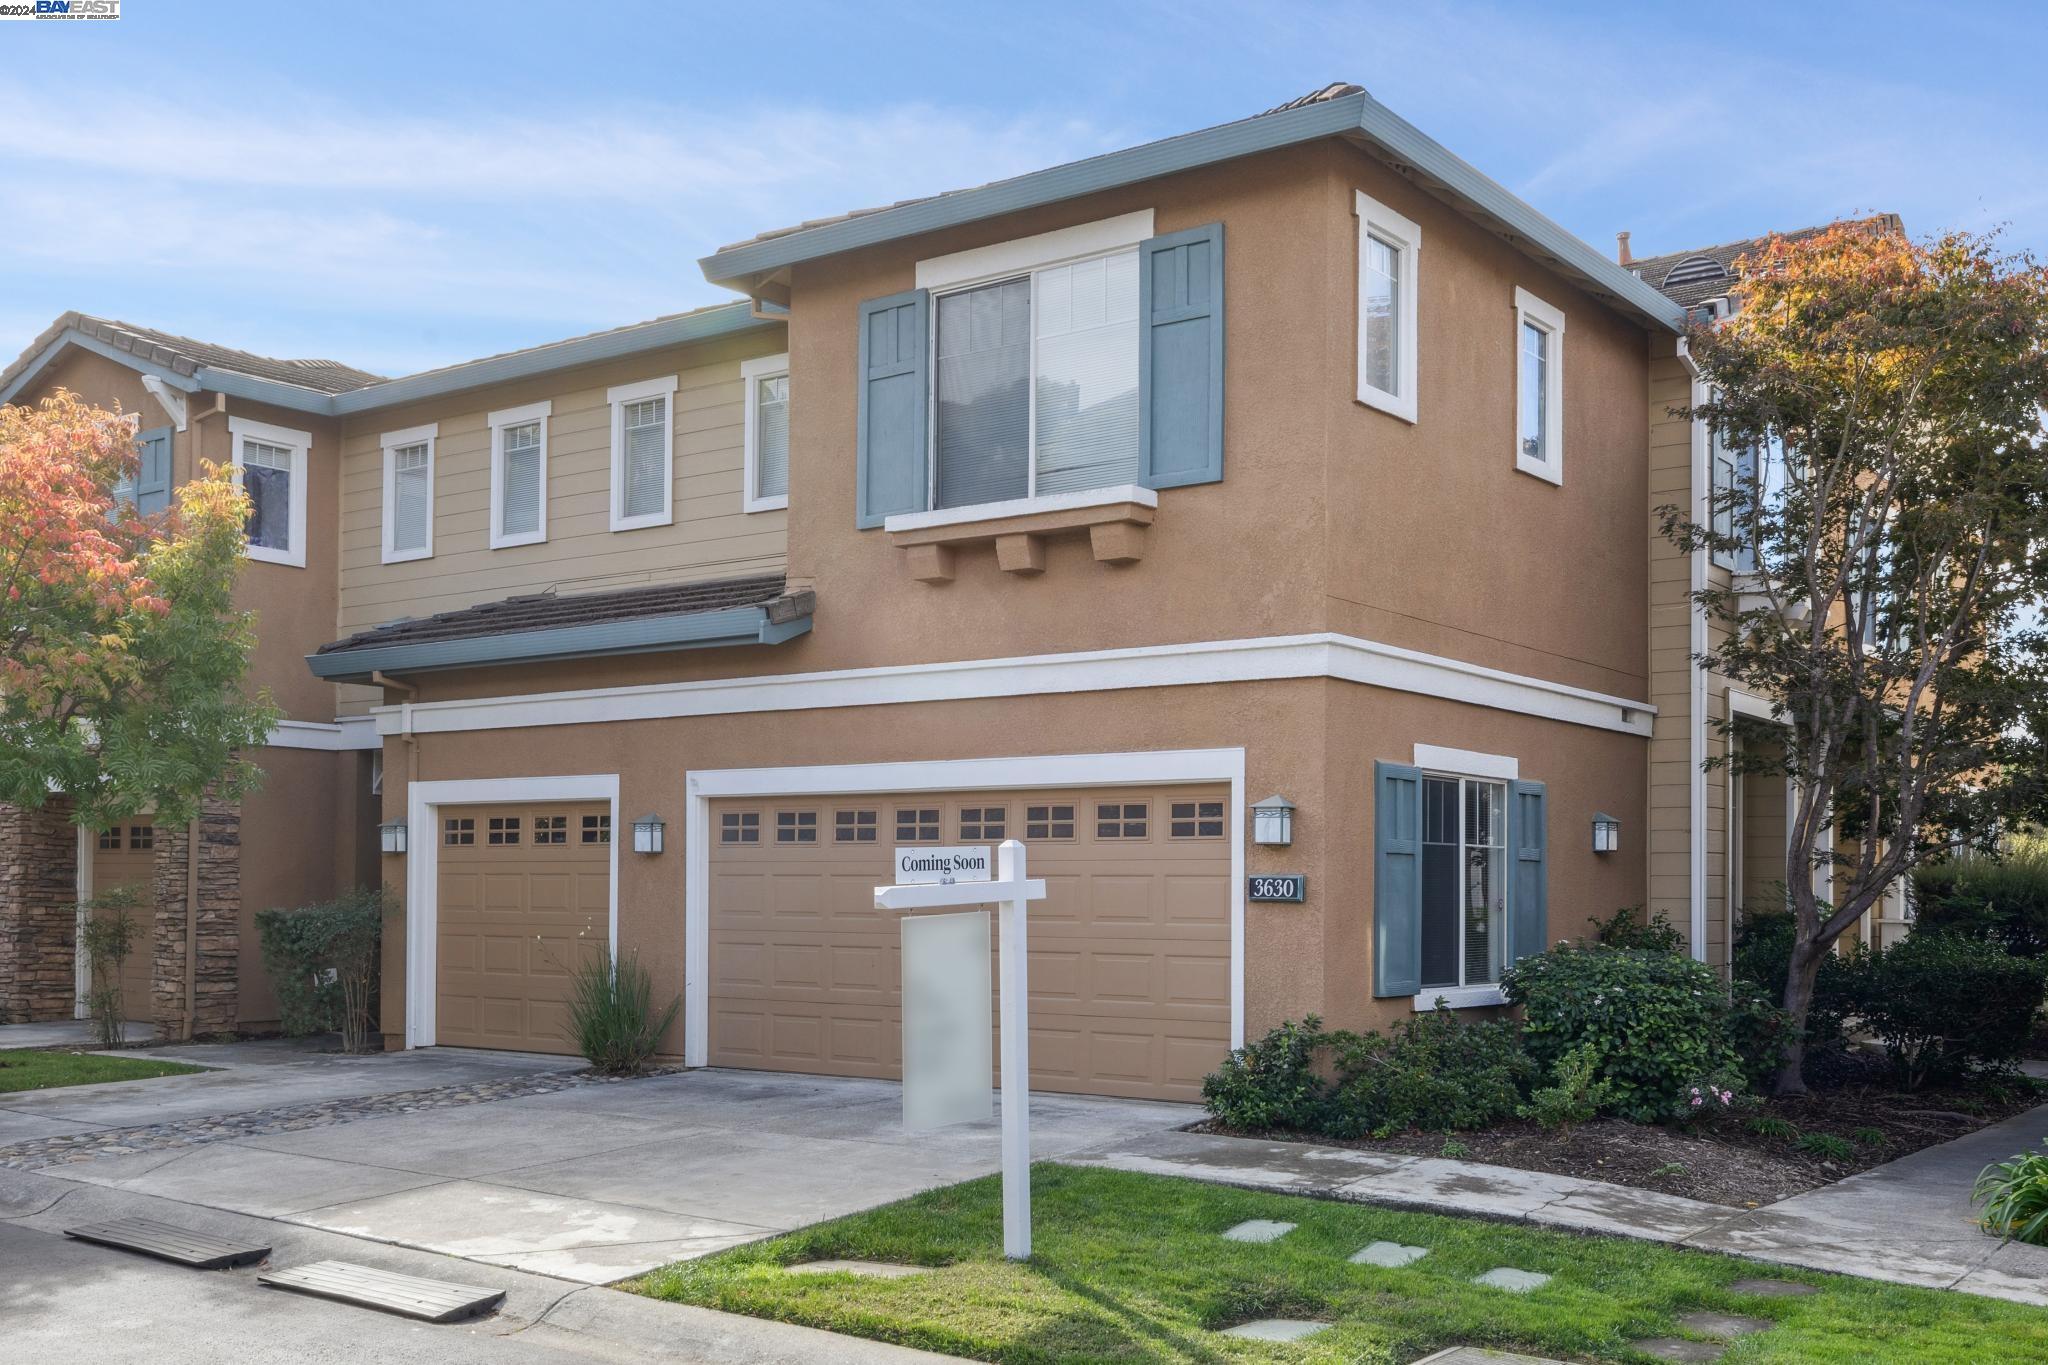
[0,798,81,1024]
[150,796,241,1040]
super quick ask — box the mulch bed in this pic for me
[1197,1053,2046,1208]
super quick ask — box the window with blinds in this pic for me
[243,440,294,553]
[930,247,1141,511]
[755,375,789,496]
[622,398,666,520]
[499,421,543,538]
[389,442,431,555]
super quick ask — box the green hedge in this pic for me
[1851,932,2047,1088]
[1731,908,1859,1050]
[1912,846,2048,958]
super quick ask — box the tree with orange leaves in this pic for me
[0,390,276,827]
[1663,225,2048,1093]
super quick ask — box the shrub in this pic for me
[1591,905,1686,954]
[1848,932,2048,1088]
[1976,1142,2048,1245]
[255,888,385,1052]
[565,947,681,1076]
[76,885,142,1048]
[1731,908,1858,1050]
[1725,981,1796,1091]
[1913,844,2048,958]
[1202,1016,1331,1131]
[1502,944,1744,1123]
[1520,1042,1608,1134]
[1323,1008,1534,1138]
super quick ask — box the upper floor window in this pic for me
[1712,425,1788,573]
[1513,288,1565,485]
[489,400,551,549]
[380,423,437,563]
[742,353,790,512]
[227,416,310,568]
[607,375,676,531]
[1353,190,1421,423]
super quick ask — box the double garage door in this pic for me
[708,784,1232,1102]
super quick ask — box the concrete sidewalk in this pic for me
[1063,1100,2048,1306]
[0,1017,152,1049]
[1,1166,954,1364]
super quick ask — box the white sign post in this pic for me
[876,837,1045,1260]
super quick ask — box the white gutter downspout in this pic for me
[1679,338,1710,962]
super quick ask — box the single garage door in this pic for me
[436,802,610,1054]
[92,820,156,1008]
[708,785,1231,1101]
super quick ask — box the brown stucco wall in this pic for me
[375,677,1642,1053]
[237,745,370,1027]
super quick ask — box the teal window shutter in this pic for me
[856,288,930,528]
[1373,760,1423,997]
[135,426,172,515]
[1138,222,1224,489]
[1508,780,1548,963]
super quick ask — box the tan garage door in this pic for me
[92,820,156,1008]
[708,785,1231,1102]
[436,802,610,1054]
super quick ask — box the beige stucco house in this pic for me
[3,83,1833,1101]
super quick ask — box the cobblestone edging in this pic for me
[0,1063,684,1172]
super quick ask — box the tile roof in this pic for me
[315,573,799,657]
[0,311,385,397]
[1628,214,1906,308]
[712,82,1367,257]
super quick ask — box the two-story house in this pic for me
[3,83,1703,1102]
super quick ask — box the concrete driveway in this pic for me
[14,1046,1195,1284]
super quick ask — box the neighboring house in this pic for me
[3,82,1706,1101]
[1627,215,1915,968]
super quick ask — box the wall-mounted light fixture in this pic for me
[378,819,408,856]
[1592,813,1620,854]
[632,813,666,855]
[1251,795,1296,848]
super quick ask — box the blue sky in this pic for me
[2,0,2041,378]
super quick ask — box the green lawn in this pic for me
[632,1165,2048,1364]
[0,1048,204,1094]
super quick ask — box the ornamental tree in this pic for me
[0,389,277,828]
[1663,225,2048,1093]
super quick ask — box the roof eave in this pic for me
[0,325,205,407]
[697,90,1686,334]
[305,601,812,686]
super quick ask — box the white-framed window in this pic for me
[1420,770,1509,995]
[1513,287,1565,484]
[227,415,310,568]
[918,210,1152,514]
[1353,190,1421,422]
[488,400,551,548]
[741,352,789,512]
[607,374,677,531]
[380,422,437,563]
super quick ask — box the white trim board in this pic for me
[1412,744,1518,781]
[371,633,1657,740]
[266,717,382,751]
[884,483,1156,534]
[915,209,1154,292]
[402,773,621,1049]
[683,746,1245,1067]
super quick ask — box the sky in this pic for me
[1,0,2042,380]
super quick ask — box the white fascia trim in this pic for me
[1687,360,1711,962]
[884,483,1158,533]
[1353,189,1421,424]
[1413,744,1518,782]
[1513,286,1566,486]
[684,746,1244,1066]
[740,352,789,514]
[403,773,620,1049]
[227,415,310,568]
[1728,688,1783,723]
[608,375,678,532]
[489,400,552,549]
[380,422,438,565]
[373,632,1657,740]
[1412,984,1506,1011]
[915,209,1154,292]
[265,717,382,751]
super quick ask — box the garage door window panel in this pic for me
[895,808,940,842]
[721,811,761,844]
[444,818,475,846]
[581,813,611,844]
[487,816,522,846]
[959,806,1006,840]
[835,809,877,843]
[1026,804,1076,840]
[777,810,818,843]
[1096,802,1148,839]
[533,814,568,845]
[1170,800,1224,839]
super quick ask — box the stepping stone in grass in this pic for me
[784,1260,929,1279]
[1631,1341,1724,1362]
[1727,1277,1816,1298]
[1221,1219,1296,1244]
[1350,1241,1429,1268]
[1678,1311,1773,1337]
[1473,1267,1551,1293]
[1221,1319,1328,1342]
